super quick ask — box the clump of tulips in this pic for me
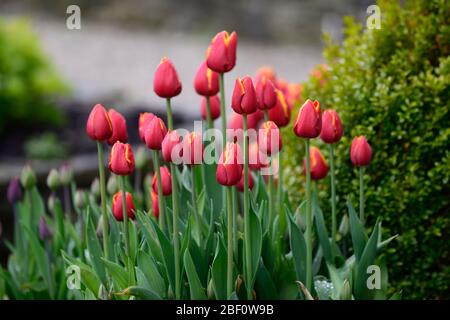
[0,31,399,300]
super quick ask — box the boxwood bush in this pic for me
[283,0,449,299]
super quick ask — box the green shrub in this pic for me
[0,18,68,134]
[283,0,449,299]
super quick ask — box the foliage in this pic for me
[283,0,450,299]
[24,132,68,160]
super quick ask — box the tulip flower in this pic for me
[107,109,128,146]
[7,177,23,206]
[153,57,182,98]
[320,110,343,144]
[236,170,254,192]
[194,61,219,96]
[255,66,276,84]
[206,31,237,73]
[216,142,243,186]
[256,77,277,111]
[231,76,258,115]
[201,95,221,121]
[20,164,36,190]
[228,111,263,132]
[162,130,182,163]
[268,89,291,127]
[151,190,159,219]
[39,217,52,241]
[86,104,113,141]
[258,121,282,156]
[303,146,329,180]
[275,78,288,95]
[248,142,269,171]
[138,112,155,142]
[109,142,135,176]
[46,169,61,191]
[293,99,321,138]
[286,83,303,108]
[152,166,172,196]
[112,191,136,221]
[145,116,167,150]
[182,132,204,166]
[350,136,372,167]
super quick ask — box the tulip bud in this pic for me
[339,279,352,300]
[59,163,73,186]
[47,193,57,215]
[86,104,113,141]
[303,146,329,180]
[227,111,263,131]
[151,190,159,219]
[96,215,104,238]
[138,112,155,142]
[201,95,221,121]
[216,142,242,186]
[207,278,215,300]
[320,109,343,144]
[135,146,149,170]
[194,61,219,96]
[293,99,321,138]
[182,132,203,166]
[20,164,36,189]
[74,189,86,210]
[109,142,135,176]
[39,217,52,241]
[231,76,257,115]
[162,130,182,163]
[90,178,100,198]
[112,191,136,221]
[7,177,23,205]
[339,214,349,237]
[153,57,182,98]
[152,166,172,196]
[350,136,372,167]
[248,142,269,171]
[256,77,276,110]
[46,169,61,191]
[236,169,254,192]
[145,117,167,150]
[206,31,237,73]
[107,109,128,146]
[268,89,291,127]
[258,121,282,156]
[255,66,276,84]
[107,175,118,195]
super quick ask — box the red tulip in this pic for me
[249,142,269,170]
[206,31,237,73]
[194,61,219,96]
[350,136,372,167]
[139,112,155,142]
[258,121,282,156]
[107,109,128,145]
[303,146,329,180]
[216,142,243,186]
[151,191,159,219]
[293,99,321,138]
[255,66,276,84]
[268,89,291,127]
[182,132,203,165]
[112,191,135,221]
[152,166,172,196]
[275,78,288,95]
[86,104,113,141]
[109,142,135,175]
[286,83,303,108]
[232,76,257,115]
[145,117,167,150]
[201,95,221,121]
[320,109,343,144]
[227,111,263,143]
[256,77,277,110]
[153,57,182,98]
[162,130,182,163]
[236,169,254,192]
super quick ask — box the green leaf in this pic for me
[313,198,332,264]
[85,210,107,286]
[102,259,128,290]
[286,205,307,285]
[135,211,163,263]
[254,261,277,299]
[184,249,207,300]
[118,286,162,300]
[211,238,227,300]
[347,201,367,262]
[249,202,262,286]
[136,250,166,298]
[62,251,101,297]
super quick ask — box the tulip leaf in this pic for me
[85,210,107,286]
[313,195,332,264]
[102,258,128,290]
[119,286,162,300]
[136,250,166,298]
[62,251,101,297]
[203,163,223,218]
[254,261,278,299]
[286,204,307,285]
[347,201,367,262]
[136,212,163,263]
[249,201,263,286]
[211,237,227,300]
[184,249,208,300]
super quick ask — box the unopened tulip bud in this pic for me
[256,77,276,110]
[182,132,203,166]
[153,57,182,98]
[86,104,113,141]
[20,165,36,189]
[339,279,352,300]
[90,178,100,198]
[303,146,329,180]
[320,110,343,144]
[339,214,349,237]
[268,89,291,127]
[96,215,104,237]
[258,121,282,156]
[194,61,219,96]
[46,169,61,191]
[216,142,242,186]
[236,170,254,192]
[152,166,172,196]
[145,117,167,150]
[135,146,149,170]
[39,217,52,241]
[206,31,237,73]
[112,191,136,221]
[350,136,372,167]
[293,99,321,138]
[107,109,128,146]
[232,76,257,115]
[138,112,155,142]
[59,163,73,186]
[109,142,135,175]
[162,130,182,163]
[151,190,159,219]
[74,189,86,210]
[7,177,23,205]
[201,95,221,120]
[207,278,215,300]
[107,175,118,195]
[47,194,57,214]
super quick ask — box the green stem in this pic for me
[152,151,166,232]
[191,167,201,243]
[263,110,269,122]
[329,144,337,246]
[232,187,238,260]
[304,139,313,292]
[205,95,214,130]
[226,187,234,299]
[166,98,173,131]
[97,142,109,259]
[219,73,227,211]
[359,167,365,225]
[120,176,130,257]
[277,150,286,253]
[243,114,252,300]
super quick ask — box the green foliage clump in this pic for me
[283,0,450,299]
[0,18,68,133]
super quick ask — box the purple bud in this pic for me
[39,217,52,241]
[7,177,23,205]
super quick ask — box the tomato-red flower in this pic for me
[182,132,203,166]
[152,166,172,196]
[145,117,167,150]
[303,146,329,180]
[206,31,237,73]
[109,142,135,175]
[86,104,113,141]
[236,169,254,192]
[258,121,282,156]
[268,89,291,127]
[320,109,343,144]
[201,95,221,121]
[162,130,182,163]
[256,77,277,110]
[107,109,128,145]
[153,57,182,98]
[138,112,155,142]
[112,191,136,221]
[293,99,321,138]
[350,136,372,167]
[194,61,219,96]
[216,142,243,186]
